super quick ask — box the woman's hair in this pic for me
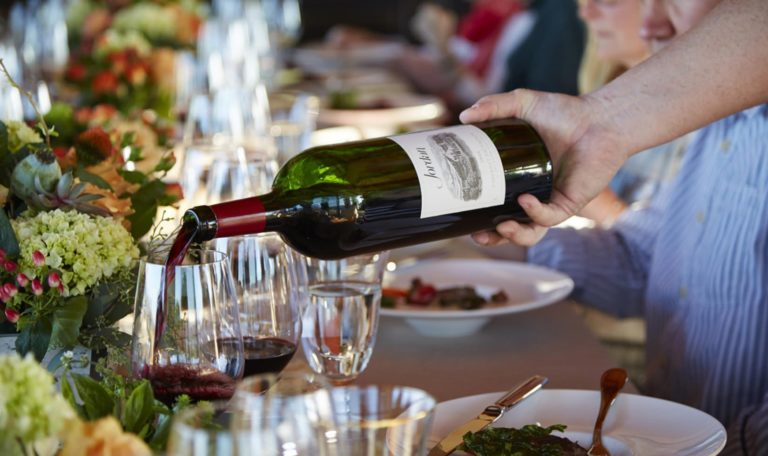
[578,31,628,94]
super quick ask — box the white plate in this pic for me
[294,42,404,74]
[381,259,573,337]
[318,93,446,130]
[428,390,726,456]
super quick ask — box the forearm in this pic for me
[590,0,768,155]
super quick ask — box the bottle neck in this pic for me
[187,192,281,242]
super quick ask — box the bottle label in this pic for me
[389,125,505,218]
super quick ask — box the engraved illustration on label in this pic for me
[389,125,504,218]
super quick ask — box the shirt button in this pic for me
[720,140,731,153]
[679,287,688,299]
[696,211,706,223]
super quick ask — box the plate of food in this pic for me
[425,389,727,455]
[318,91,446,130]
[381,259,574,337]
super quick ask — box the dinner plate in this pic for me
[318,93,446,132]
[381,259,574,337]
[293,41,405,74]
[426,390,727,455]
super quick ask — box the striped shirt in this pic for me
[528,104,768,455]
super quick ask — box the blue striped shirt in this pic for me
[528,104,768,455]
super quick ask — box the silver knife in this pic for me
[427,375,548,456]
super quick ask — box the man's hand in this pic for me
[460,89,628,246]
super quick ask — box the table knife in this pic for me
[427,375,548,456]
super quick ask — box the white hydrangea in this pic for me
[5,121,43,153]
[12,209,140,297]
[0,353,74,450]
[95,29,152,57]
[112,3,176,43]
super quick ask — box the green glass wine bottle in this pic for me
[181,119,552,259]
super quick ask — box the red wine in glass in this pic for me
[220,336,297,377]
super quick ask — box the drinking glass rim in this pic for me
[142,248,229,267]
[329,385,437,428]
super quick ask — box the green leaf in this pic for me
[0,209,20,258]
[74,165,113,191]
[119,170,148,185]
[123,380,156,434]
[120,131,136,149]
[50,296,88,349]
[0,121,8,152]
[15,319,52,360]
[127,179,166,240]
[72,373,116,420]
[61,374,87,419]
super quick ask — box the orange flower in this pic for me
[81,9,112,42]
[54,146,78,170]
[65,62,87,82]
[60,417,151,456]
[78,128,115,160]
[86,158,140,197]
[92,71,119,94]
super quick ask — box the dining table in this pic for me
[289,237,638,402]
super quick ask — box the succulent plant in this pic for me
[10,151,62,201]
[26,172,110,216]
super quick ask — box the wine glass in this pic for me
[228,371,338,455]
[205,147,278,204]
[131,249,244,406]
[301,251,389,385]
[212,234,306,378]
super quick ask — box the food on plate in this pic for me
[328,89,394,110]
[458,424,587,456]
[381,278,508,310]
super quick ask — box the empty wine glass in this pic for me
[301,252,389,385]
[205,147,278,204]
[227,371,338,456]
[269,90,319,165]
[131,249,244,406]
[212,234,306,378]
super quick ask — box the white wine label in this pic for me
[389,125,505,218]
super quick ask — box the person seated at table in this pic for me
[575,0,695,226]
[403,0,585,114]
[465,0,768,453]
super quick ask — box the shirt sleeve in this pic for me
[721,394,768,455]
[527,189,668,318]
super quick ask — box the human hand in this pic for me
[460,89,628,246]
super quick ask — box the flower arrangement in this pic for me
[0,351,207,455]
[63,0,205,119]
[0,64,180,359]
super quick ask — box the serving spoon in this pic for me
[588,367,628,456]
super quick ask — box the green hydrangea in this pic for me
[12,209,140,297]
[112,3,176,43]
[6,121,43,153]
[0,353,74,451]
[95,29,152,57]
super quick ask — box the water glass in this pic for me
[205,150,278,203]
[131,249,244,406]
[301,252,389,384]
[328,385,436,456]
[229,371,338,456]
[269,90,319,165]
[211,234,306,377]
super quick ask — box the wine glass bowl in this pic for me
[131,249,243,405]
[301,252,389,384]
[212,233,306,378]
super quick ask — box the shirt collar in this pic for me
[740,104,768,120]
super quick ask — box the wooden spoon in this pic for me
[588,368,628,456]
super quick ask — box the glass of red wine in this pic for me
[212,233,306,378]
[131,248,244,406]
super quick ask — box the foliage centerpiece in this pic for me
[0,65,180,359]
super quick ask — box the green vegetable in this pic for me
[459,424,578,456]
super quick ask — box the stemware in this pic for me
[328,385,436,456]
[212,234,306,378]
[131,249,244,406]
[301,252,389,384]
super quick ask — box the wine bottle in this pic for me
[184,119,552,259]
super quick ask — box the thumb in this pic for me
[459,88,539,124]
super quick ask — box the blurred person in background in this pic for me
[399,0,585,113]
[577,0,694,226]
[464,0,768,452]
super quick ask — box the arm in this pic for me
[723,394,768,455]
[527,192,663,317]
[461,0,768,242]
